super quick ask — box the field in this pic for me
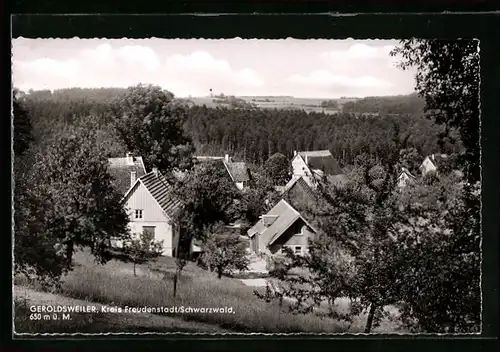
[187,96,359,114]
[14,249,404,334]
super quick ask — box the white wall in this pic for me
[291,155,314,187]
[420,157,437,176]
[123,182,174,256]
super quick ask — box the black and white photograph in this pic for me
[12,37,481,335]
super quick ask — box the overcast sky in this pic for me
[12,38,417,99]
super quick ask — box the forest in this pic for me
[18,87,457,168]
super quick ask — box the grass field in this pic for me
[14,250,346,334]
[187,96,357,114]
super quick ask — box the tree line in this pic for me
[18,87,454,168]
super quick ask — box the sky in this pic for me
[12,38,417,99]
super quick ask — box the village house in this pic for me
[247,199,317,256]
[121,168,182,257]
[419,153,449,176]
[195,154,250,190]
[108,152,147,195]
[278,175,318,209]
[290,150,345,188]
[397,167,417,188]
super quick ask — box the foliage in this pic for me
[111,84,195,174]
[255,127,414,333]
[320,100,339,109]
[391,39,480,185]
[173,160,243,252]
[121,230,164,276]
[184,104,453,167]
[200,223,250,279]
[13,92,34,158]
[242,166,282,225]
[263,152,291,186]
[342,93,425,115]
[391,39,480,333]
[14,123,130,283]
[398,147,423,176]
[20,87,454,169]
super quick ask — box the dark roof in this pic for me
[108,156,147,195]
[137,171,182,219]
[298,150,343,175]
[224,161,250,182]
[247,199,316,244]
[281,176,316,198]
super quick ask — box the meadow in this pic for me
[14,249,347,334]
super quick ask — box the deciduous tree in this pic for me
[112,84,195,174]
[121,230,164,277]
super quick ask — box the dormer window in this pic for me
[135,209,143,219]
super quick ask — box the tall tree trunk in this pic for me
[364,302,377,333]
[133,262,136,276]
[217,267,223,279]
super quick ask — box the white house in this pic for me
[121,169,182,257]
[419,154,449,176]
[291,150,345,188]
[247,199,317,256]
[397,167,417,188]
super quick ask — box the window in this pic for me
[135,209,143,219]
[297,225,306,236]
[294,246,302,255]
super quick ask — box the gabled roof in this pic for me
[423,154,449,169]
[195,155,250,184]
[281,175,316,198]
[224,161,250,183]
[398,167,416,180]
[297,150,343,176]
[123,171,182,220]
[247,199,317,245]
[108,155,147,195]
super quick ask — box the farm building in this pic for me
[247,199,317,256]
[291,150,344,188]
[121,169,181,257]
[108,152,147,195]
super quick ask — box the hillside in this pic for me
[14,249,403,334]
[18,87,452,168]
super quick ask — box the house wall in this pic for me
[123,182,174,256]
[420,157,437,176]
[267,220,314,255]
[291,155,314,187]
[235,181,244,190]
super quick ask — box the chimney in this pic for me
[126,152,134,165]
[152,167,158,177]
[293,150,297,157]
[431,154,435,161]
[225,154,230,163]
[130,171,137,186]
